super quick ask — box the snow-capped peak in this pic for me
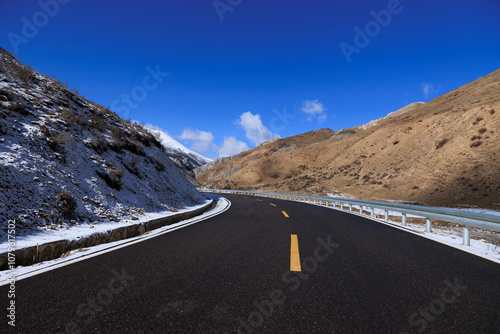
[144,125,212,166]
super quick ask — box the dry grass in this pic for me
[109,167,124,181]
[8,101,29,115]
[53,132,74,144]
[88,134,108,154]
[56,190,77,217]
[58,108,89,127]
[90,113,109,132]
[484,237,500,255]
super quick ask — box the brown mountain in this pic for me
[195,69,500,209]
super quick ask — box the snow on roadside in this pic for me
[1,199,212,250]
[0,196,228,284]
[313,197,500,262]
[349,209,500,262]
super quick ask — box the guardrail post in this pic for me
[426,218,432,232]
[340,203,344,210]
[402,213,407,227]
[385,210,389,222]
[349,204,353,212]
[370,207,374,217]
[463,225,471,246]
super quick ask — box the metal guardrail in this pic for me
[201,189,500,247]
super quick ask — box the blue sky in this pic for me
[1,0,499,158]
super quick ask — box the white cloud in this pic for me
[237,111,280,145]
[421,83,438,99]
[178,128,214,153]
[300,99,327,122]
[216,136,249,157]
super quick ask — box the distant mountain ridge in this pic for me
[358,102,425,130]
[195,70,500,209]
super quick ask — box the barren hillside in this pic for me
[196,69,500,209]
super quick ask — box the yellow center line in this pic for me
[290,234,301,272]
[270,203,276,207]
[257,199,263,202]
[282,211,289,218]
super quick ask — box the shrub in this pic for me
[90,113,109,132]
[490,109,496,115]
[393,140,399,145]
[87,134,108,154]
[96,168,124,191]
[151,156,165,172]
[2,57,35,86]
[435,138,448,149]
[53,132,74,144]
[109,167,124,182]
[470,141,483,148]
[58,108,89,127]
[38,125,52,138]
[124,155,141,176]
[130,155,140,167]
[471,135,482,141]
[57,190,77,217]
[473,117,483,125]
[9,101,29,115]
[110,126,127,147]
[478,128,487,134]
[0,89,13,101]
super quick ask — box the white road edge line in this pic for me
[0,198,231,286]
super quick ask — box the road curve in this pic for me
[1,194,499,333]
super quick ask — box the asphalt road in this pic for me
[2,194,500,333]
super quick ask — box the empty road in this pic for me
[1,194,499,333]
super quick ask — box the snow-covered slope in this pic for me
[144,126,211,168]
[0,48,206,241]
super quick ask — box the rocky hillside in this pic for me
[0,48,206,238]
[196,69,500,209]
